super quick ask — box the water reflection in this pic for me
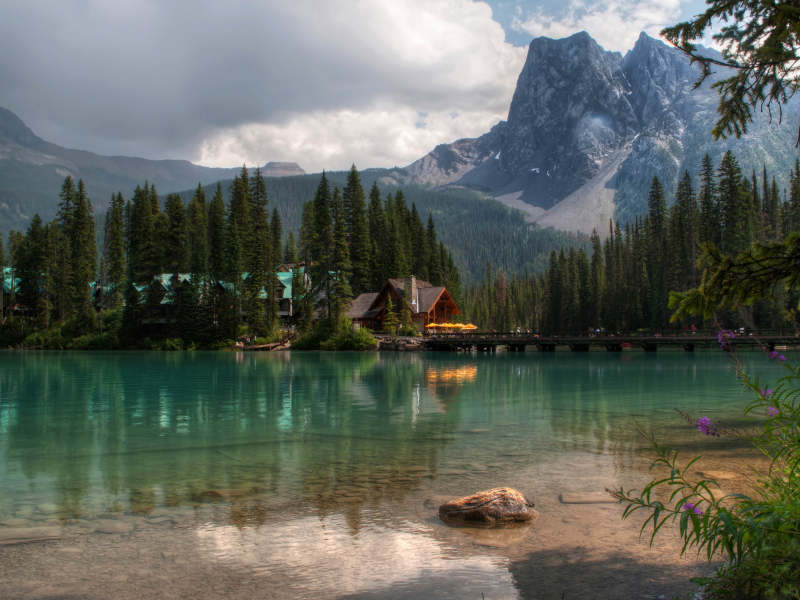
[0,351,779,521]
[0,350,782,599]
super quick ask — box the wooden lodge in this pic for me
[347,276,462,332]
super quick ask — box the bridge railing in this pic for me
[423,329,799,341]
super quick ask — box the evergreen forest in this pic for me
[0,165,466,349]
[465,151,800,332]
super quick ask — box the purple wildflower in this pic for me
[697,416,719,436]
[768,406,780,417]
[779,355,786,362]
[683,502,704,515]
[717,330,736,349]
[770,351,779,359]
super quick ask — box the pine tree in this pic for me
[208,183,227,282]
[367,182,386,288]
[69,180,97,333]
[426,214,442,285]
[329,187,353,329]
[249,167,270,333]
[312,172,334,320]
[343,165,371,295]
[107,192,127,307]
[589,229,604,327]
[283,230,298,263]
[717,150,749,254]
[647,177,668,327]
[164,193,188,273]
[384,200,406,278]
[699,154,719,246]
[16,214,46,312]
[383,295,399,337]
[228,166,253,267]
[186,184,209,288]
[299,201,315,265]
[129,184,158,283]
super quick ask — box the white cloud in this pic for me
[198,106,507,172]
[512,0,689,53]
[0,0,526,172]
[194,0,527,171]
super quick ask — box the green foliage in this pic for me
[610,350,800,598]
[468,152,799,332]
[398,324,419,337]
[662,1,800,142]
[292,317,377,351]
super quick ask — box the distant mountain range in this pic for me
[403,32,800,236]
[0,106,304,232]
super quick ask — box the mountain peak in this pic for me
[0,106,44,149]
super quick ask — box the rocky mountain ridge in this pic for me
[406,32,799,236]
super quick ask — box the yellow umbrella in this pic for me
[451,323,465,329]
[464,323,478,330]
[425,323,439,328]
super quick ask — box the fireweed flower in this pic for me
[770,351,779,359]
[779,355,786,362]
[697,416,720,436]
[760,388,774,397]
[718,330,735,349]
[768,407,780,417]
[683,502,704,515]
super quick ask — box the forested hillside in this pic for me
[465,152,800,332]
[173,169,586,282]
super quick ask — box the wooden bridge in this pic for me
[422,329,800,352]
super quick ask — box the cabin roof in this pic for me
[347,292,379,319]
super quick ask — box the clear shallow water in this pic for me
[0,350,790,599]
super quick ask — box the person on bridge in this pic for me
[691,324,696,335]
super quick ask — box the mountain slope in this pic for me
[0,106,303,231]
[406,31,799,236]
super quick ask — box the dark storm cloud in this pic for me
[0,0,521,165]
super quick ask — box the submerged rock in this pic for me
[438,488,538,525]
[0,526,61,545]
[560,492,616,504]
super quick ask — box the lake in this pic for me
[0,349,787,599]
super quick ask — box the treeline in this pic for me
[291,167,462,348]
[173,171,587,283]
[2,163,462,349]
[466,151,800,332]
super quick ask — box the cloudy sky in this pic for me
[0,0,706,172]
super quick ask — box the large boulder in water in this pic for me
[438,487,538,526]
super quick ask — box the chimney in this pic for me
[404,276,417,312]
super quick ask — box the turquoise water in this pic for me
[0,350,790,599]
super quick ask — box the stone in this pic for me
[437,469,467,476]
[36,503,58,514]
[2,518,34,527]
[0,526,61,545]
[438,488,538,525]
[15,507,35,519]
[560,492,616,504]
[96,519,134,534]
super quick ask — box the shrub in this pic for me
[398,325,420,337]
[70,332,120,351]
[292,318,377,351]
[610,334,800,598]
[163,338,185,351]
